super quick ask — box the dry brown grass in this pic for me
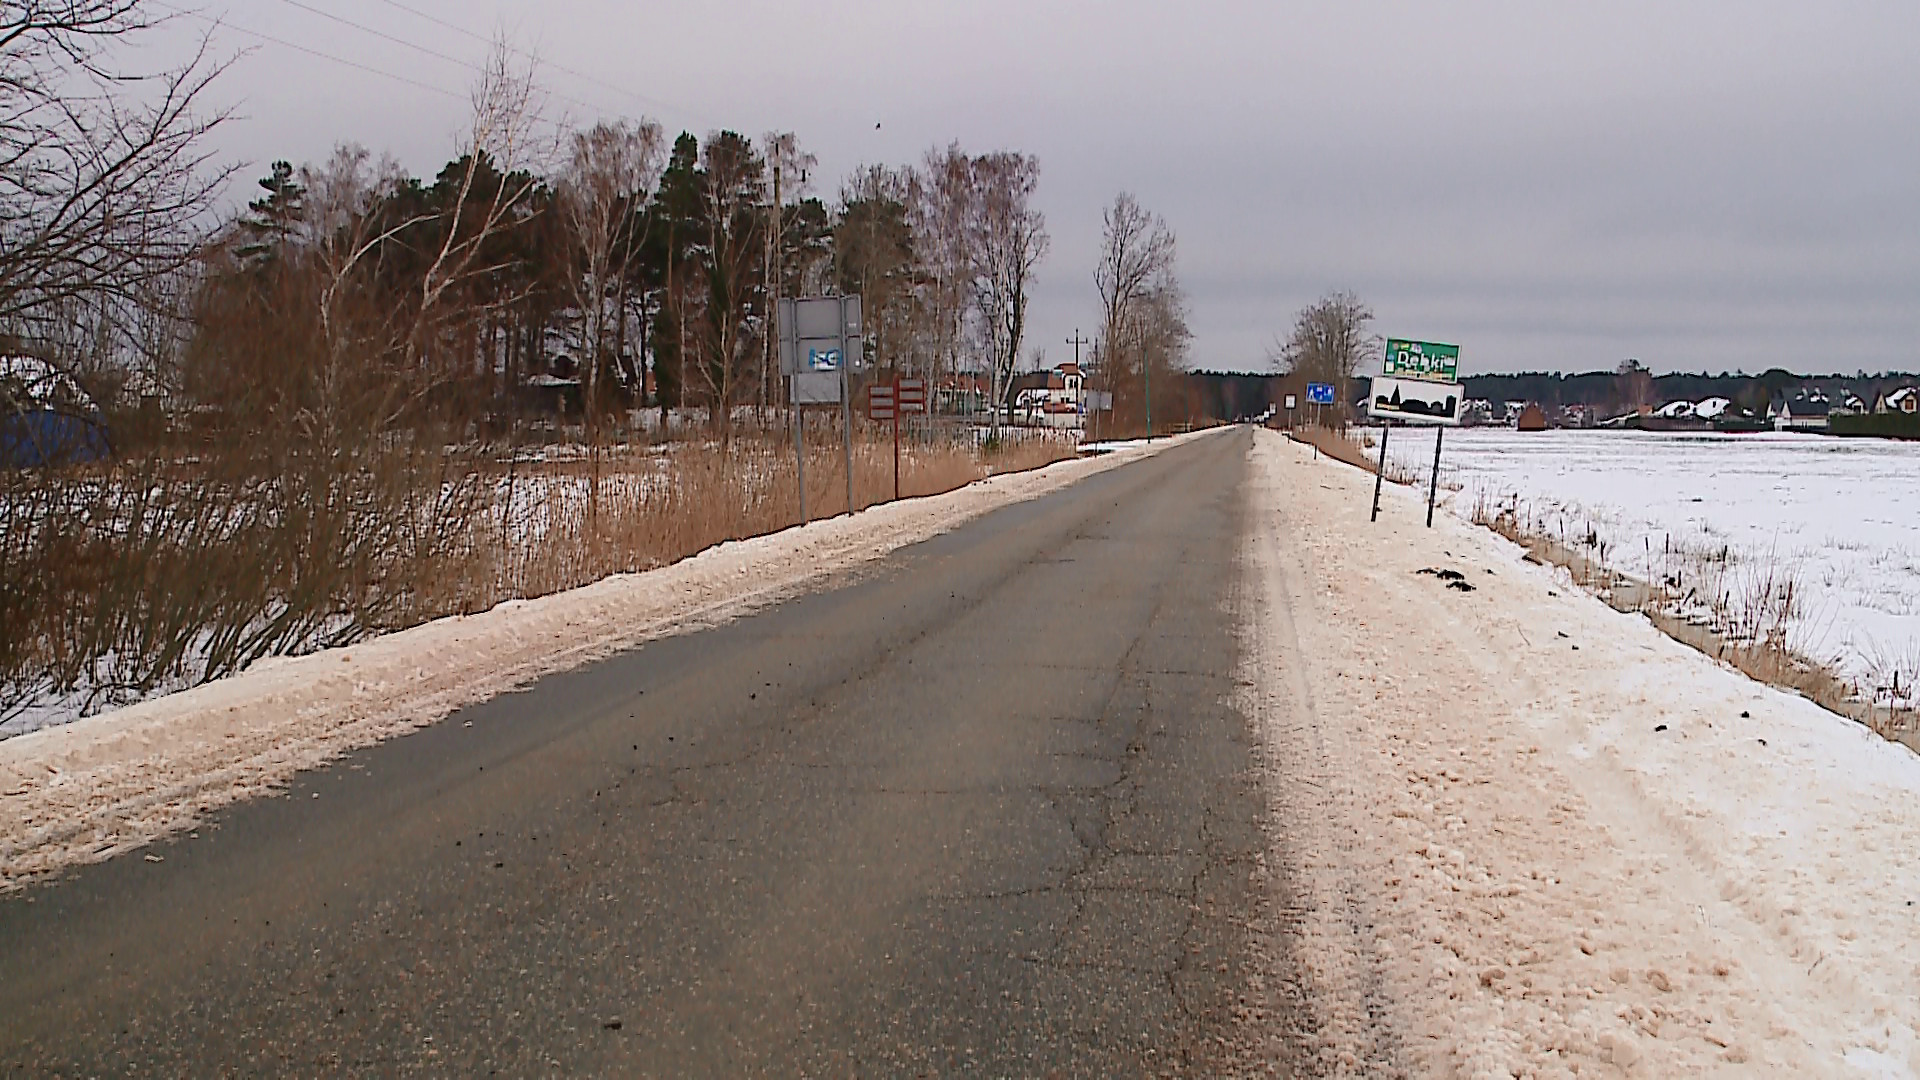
[1,428,1076,725]
[1284,425,1421,483]
[464,431,1073,607]
[1470,492,1918,743]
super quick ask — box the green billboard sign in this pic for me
[1383,339,1460,383]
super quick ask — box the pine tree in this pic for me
[236,161,305,268]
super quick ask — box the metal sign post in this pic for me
[1427,425,1444,528]
[870,381,897,500]
[868,377,926,503]
[1370,421,1390,522]
[898,378,926,500]
[841,369,853,514]
[778,294,863,520]
[1366,339,1461,528]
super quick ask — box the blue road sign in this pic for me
[1306,382,1336,406]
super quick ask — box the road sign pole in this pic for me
[841,369,854,514]
[1144,344,1153,442]
[893,387,901,502]
[796,403,808,524]
[1427,424,1444,528]
[1371,421,1390,523]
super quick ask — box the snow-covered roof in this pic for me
[0,356,95,412]
[1693,397,1731,419]
[1654,400,1694,418]
[1886,387,1917,409]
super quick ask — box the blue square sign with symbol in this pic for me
[1307,382,1336,405]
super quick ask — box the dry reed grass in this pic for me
[1285,424,1422,483]
[1468,489,1919,743]
[1,429,1075,726]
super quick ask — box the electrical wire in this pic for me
[155,3,467,102]
[267,0,629,124]
[363,0,709,126]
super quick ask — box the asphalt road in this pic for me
[0,428,1310,1076]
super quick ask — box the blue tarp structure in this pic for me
[1,409,110,467]
[1,356,112,467]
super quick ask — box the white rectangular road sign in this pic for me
[778,295,863,376]
[896,377,927,414]
[868,383,896,421]
[791,371,843,405]
[1367,375,1461,425]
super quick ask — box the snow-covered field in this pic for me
[1247,429,1920,1075]
[1385,427,1920,699]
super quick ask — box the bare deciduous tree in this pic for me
[909,144,978,399]
[834,164,917,377]
[1272,289,1377,388]
[0,1,232,341]
[1094,192,1174,382]
[560,118,665,433]
[968,151,1047,434]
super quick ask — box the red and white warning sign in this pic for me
[868,382,896,421]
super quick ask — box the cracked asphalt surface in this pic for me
[0,428,1310,1075]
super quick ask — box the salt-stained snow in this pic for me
[1386,428,1920,699]
[1245,428,1920,1075]
[0,432,1211,889]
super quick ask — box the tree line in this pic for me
[0,7,1088,450]
[180,107,1058,445]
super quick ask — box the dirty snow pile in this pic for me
[1389,427,1920,703]
[1245,428,1920,1077]
[0,432,1208,889]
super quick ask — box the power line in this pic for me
[267,0,624,124]
[364,0,709,127]
[272,0,475,75]
[159,2,653,147]
[155,4,466,102]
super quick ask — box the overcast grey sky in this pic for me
[172,1,1920,375]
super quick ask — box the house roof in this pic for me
[0,356,96,413]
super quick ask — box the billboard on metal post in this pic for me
[1382,339,1460,383]
[1367,376,1461,425]
[778,294,863,404]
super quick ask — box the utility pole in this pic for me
[1144,339,1153,441]
[1067,329,1090,439]
[766,159,781,421]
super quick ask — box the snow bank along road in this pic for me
[1247,427,1920,1076]
[0,428,1294,1074]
